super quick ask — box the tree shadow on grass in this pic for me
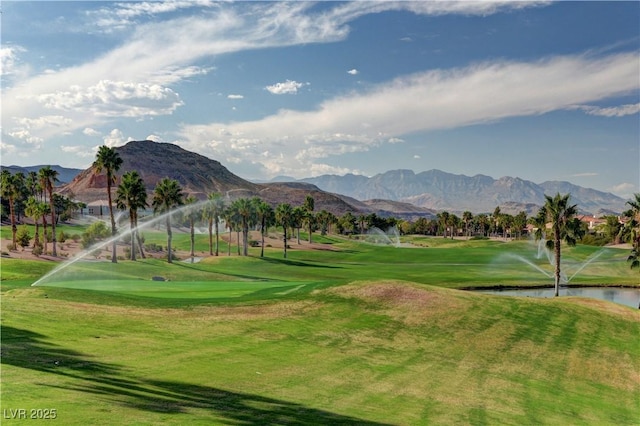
[1,325,391,425]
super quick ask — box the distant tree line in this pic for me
[2,146,639,276]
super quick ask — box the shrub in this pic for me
[17,226,31,249]
[71,234,81,243]
[6,243,16,251]
[58,230,68,243]
[32,243,43,257]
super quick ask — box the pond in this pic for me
[473,287,640,309]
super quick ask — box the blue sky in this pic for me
[1,1,638,199]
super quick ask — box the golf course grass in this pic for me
[1,231,639,424]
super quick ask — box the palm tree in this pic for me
[275,203,293,258]
[38,166,59,256]
[222,204,238,256]
[304,195,315,244]
[534,193,584,296]
[462,211,473,239]
[93,146,123,263]
[1,170,20,247]
[25,197,47,250]
[437,211,450,238]
[203,193,225,256]
[116,171,148,261]
[152,178,184,263]
[230,198,254,256]
[292,206,305,244]
[253,198,273,258]
[625,193,640,270]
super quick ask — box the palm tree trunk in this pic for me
[208,218,213,256]
[130,210,136,261]
[190,219,195,261]
[166,215,173,264]
[134,211,145,259]
[42,215,48,253]
[107,183,116,263]
[283,227,288,259]
[9,196,16,247]
[242,221,248,256]
[260,219,265,258]
[214,219,219,256]
[554,227,561,297]
[48,189,57,257]
[227,228,232,256]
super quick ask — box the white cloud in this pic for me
[103,129,128,148]
[7,129,43,146]
[413,155,421,159]
[265,80,308,95]
[145,134,164,142]
[83,127,101,137]
[36,80,183,118]
[1,0,550,151]
[571,172,599,178]
[611,182,637,198]
[178,52,639,178]
[227,94,244,99]
[574,103,640,117]
[347,69,359,75]
[61,145,96,158]
[1,45,27,77]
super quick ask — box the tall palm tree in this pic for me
[534,193,584,296]
[462,211,473,239]
[25,196,47,250]
[203,193,225,256]
[625,193,640,270]
[1,170,19,247]
[116,171,148,261]
[292,206,304,245]
[93,146,123,263]
[152,178,184,263]
[275,203,293,258]
[230,198,255,256]
[38,166,59,256]
[304,195,315,244]
[253,198,273,258]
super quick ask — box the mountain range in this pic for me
[2,141,628,216]
[298,169,628,215]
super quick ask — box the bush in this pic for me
[581,234,609,246]
[32,243,43,257]
[6,243,16,252]
[144,243,163,253]
[71,234,81,243]
[58,230,68,243]
[17,226,31,249]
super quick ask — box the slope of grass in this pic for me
[2,234,638,424]
[1,280,638,425]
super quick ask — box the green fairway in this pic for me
[2,234,639,425]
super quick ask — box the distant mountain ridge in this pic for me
[1,165,83,184]
[299,169,628,215]
[4,142,628,216]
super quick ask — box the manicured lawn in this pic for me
[1,233,638,425]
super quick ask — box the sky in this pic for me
[1,1,639,199]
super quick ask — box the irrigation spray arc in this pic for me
[365,226,401,247]
[506,239,608,285]
[31,199,216,287]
